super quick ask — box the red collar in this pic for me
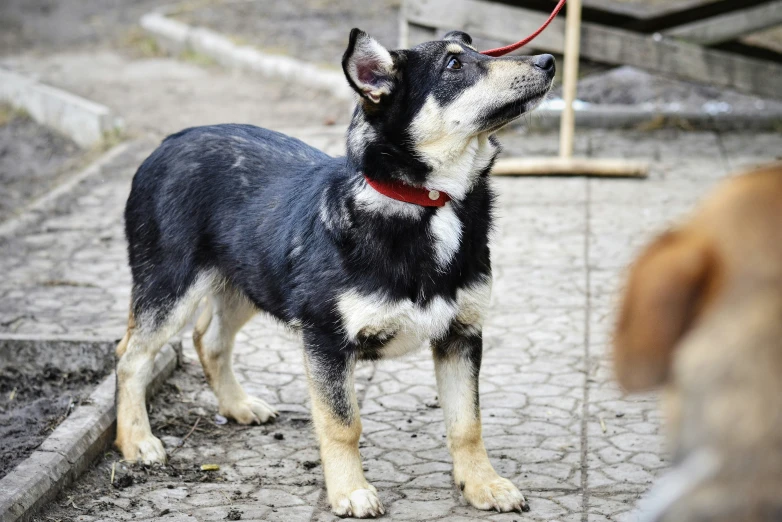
[363,175,451,208]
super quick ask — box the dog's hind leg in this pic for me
[304,330,384,518]
[433,326,529,513]
[115,272,214,465]
[192,286,277,424]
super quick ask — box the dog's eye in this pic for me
[446,57,462,70]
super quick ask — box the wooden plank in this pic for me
[405,0,782,98]
[664,1,782,45]
[493,157,648,177]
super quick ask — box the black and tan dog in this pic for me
[114,29,555,516]
[614,164,782,522]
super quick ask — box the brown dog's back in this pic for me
[613,164,782,521]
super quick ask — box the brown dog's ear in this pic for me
[614,230,719,392]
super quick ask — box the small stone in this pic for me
[214,414,228,425]
[273,433,284,440]
[113,474,133,489]
[161,435,182,448]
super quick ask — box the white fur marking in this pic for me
[436,353,477,431]
[337,290,458,358]
[347,114,377,159]
[456,276,492,334]
[411,100,498,200]
[319,187,353,231]
[353,178,425,219]
[429,203,462,268]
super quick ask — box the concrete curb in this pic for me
[140,9,782,131]
[0,339,180,522]
[140,11,353,101]
[0,141,133,240]
[0,68,124,148]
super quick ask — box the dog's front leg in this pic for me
[433,326,529,512]
[304,331,384,518]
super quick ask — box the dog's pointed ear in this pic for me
[613,230,720,392]
[342,28,396,104]
[443,30,473,46]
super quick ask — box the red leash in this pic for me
[480,0,567,57]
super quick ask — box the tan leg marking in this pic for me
[115,308,135,358]
[435,353,528,512]
[306,359,383,518]
[192,290,276,424]
[115,325,168,465]
[115,273,215,464]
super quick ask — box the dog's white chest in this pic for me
[337,291,457,357]
[336,279,491,357]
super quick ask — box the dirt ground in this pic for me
[0,365,106,479]
[0,0,167,55]
[0,105,83,223]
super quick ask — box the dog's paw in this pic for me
[462,476,528,513]
[119,434,167,465]
[220,396,278,425]
[331,485,385,518]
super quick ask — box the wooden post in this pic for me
[559,0,582,159]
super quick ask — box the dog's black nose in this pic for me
[533,54,555,75]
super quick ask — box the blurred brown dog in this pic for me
[613,163,782,522]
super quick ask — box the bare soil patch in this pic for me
[0,105,83,224]
[0,0,169,55]
[0,365,105,479]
